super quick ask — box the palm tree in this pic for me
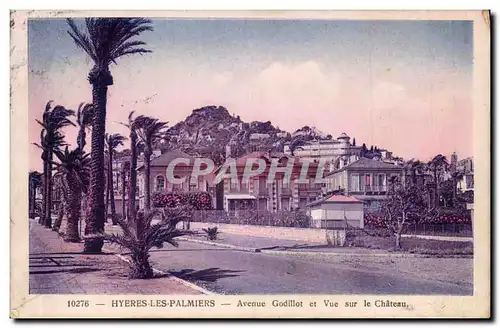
[405,159,426,185]
[33,101,75,228]
[76,102,94,151]
[134,116,168,210]
[28,171,43,219]
[428,154,449,207]
[121,111,140,222]
[52,176,68,232]
[121,161,130,221]
[104,207,192,279]
[52,147,91,242]
[105,133,127,225]
[67,18,153,253]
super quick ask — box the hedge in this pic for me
[152,191,212,210]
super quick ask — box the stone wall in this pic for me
[189,222,345,245]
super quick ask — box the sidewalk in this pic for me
[29,220,202,294]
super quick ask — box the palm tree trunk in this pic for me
[84,79,108,253]
[109,150,118,225]
[54,178,69,232]
[45,151,53,228]
[434,169,439,208]
[40,162,47,225]
[65,174,81,242]
[130,248,153,279]
[144,150,151,210]
[128,132,138,222]
[105,155,111,223]
[121,168,127,223]
[29,178,34,219]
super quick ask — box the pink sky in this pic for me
[28,19,473,171]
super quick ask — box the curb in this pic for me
[177,237,260,253]
[260,249,432,258]
[401,234,473,242]
[102,246,216,295]
[178,238,471,259]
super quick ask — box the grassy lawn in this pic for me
[347,231,473,256]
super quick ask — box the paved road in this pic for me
[150,241,472,295]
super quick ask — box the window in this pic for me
[156,176,165,192]
[378,174,386,186]
[172,175,182,191]
[259,177,266,192]
[350,174,360,192]
[189,176,198,191]
[282,197,290,210]
[283,178,289,189]
[365,174,371,186]
[466,175,474,189]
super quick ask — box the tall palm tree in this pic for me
[134,116,168,210]
[122,112,141,222]
[67,18,153,253]
[105,133,127,225]
[52,175,69,232]
[34,101,75,228]
[28,171,43,219]
[76,102,94,151]
[121,161,130,221]
[53,147,91,242]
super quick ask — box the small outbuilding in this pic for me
[307,195,364,229]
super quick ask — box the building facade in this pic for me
[456,157,474,192]
[324,157,404,203]
[214,152,324,213]
[137,150,215,209]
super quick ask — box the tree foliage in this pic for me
[381,179,428,248]
[104,207,193,279]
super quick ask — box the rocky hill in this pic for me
[161,105,335,164]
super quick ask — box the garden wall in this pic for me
[188,222,345,245]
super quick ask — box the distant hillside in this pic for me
[159,105,365,164]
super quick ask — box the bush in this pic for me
[192,209,311,228]
[364,206,472,227]
[423,207,471,224]
[153,191,212,210]
[202,227,219,240]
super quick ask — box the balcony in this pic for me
[361,185,387,195]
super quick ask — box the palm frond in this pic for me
[67,18,153,66]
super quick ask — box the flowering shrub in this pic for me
[152,191,212,210]
[363,213,386,228]
[423,207,471,224]
[364,206,472,227]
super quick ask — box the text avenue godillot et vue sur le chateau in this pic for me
[109,299,409,308]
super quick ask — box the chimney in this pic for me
[225,144,232,159]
